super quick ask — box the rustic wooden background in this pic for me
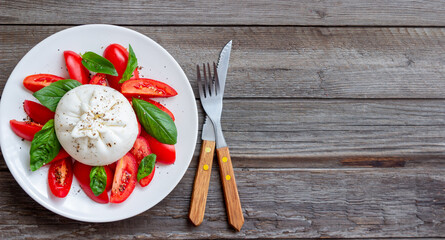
[1,1,445,239]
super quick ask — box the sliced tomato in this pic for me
[23,74,64,92]
[73,161,113,204]
[130,136,157,187]
[143,132,176,164]
[103,43,139,90]
[130,136,152,165]
[48,158,73,198]
[110,153,137,203]
[23,100,55,124]
[64,51,90,84]
[10,120,42,141]
[89,73,108,86]
[140,166,155,187]
[121,78,177,98]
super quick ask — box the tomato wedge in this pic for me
[73,161,113,204]
[23,100,55,124]
[110,153,137,203]
[143,132,176,164]
[64,51,90,84]
[23,74,64,92]
[48,158,73,198]
[103,43,139,90]
[89,73,108,86]
[130,136,152,164]
[121,78,177,98]
[10,120,42,141]
[130,136,156,187]
[140,166,155,187]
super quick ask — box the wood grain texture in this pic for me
[189,140,215,226]
[2,99,445,171]
[216,147,244,231]
[3,1,445,26]
[4,26,445,98]
[0,167,444,239]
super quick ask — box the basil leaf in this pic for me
[119,44,138,83]
[30,119,61,171]
[137,154,156,181]
[81,51,118,76]
[132,98,177,144]
[33,79,81,111]
[90,166,107,196]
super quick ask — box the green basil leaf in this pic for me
[119,44,138,83]
[137,154,156,181]
[81,51,118,76]
[132,98,177,144]
[33,79,81,111]
[30,119,61,171]
[90,166,107,196]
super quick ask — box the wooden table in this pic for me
[1,1,445,239]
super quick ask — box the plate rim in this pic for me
[0,24,198,222]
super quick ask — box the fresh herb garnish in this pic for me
[90,166,107,196]
[81,51,118,76]
[119,44,138,83]
[137,154,156,181]
[30,119,61,171]
[33,79,81,111]
[132,98,177,145]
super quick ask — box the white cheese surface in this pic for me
[54,85,138,166]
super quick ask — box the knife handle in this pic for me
[189,140,215,226]
[216,146,244,231]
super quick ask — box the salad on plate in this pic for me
[9,43,178,204]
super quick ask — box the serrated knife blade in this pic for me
[216,40,232,95]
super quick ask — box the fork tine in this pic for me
[207,63,216,96]
[203,63,210,97]
[213,62,220,95]
[196,65,204,99]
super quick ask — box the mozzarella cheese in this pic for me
[54,85,138,166]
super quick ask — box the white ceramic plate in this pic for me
[0,24,198,222]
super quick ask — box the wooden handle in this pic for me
[189,140,215,226]
[216,147,244,231]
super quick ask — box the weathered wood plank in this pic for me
[3,1,445,26]
[4,26,445,98]
[2,99,445,171]
[0,168,444,238]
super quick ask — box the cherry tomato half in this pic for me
[89,73,108,86]
[130,136,156,187]
[23,100,55,124]
[143,132,176,165]
[103,43,139,90]
[73,161,113,204]
[64,51,90,84]
[48,158,73,198]
[139,166,155,187]
[110,153,137,203]
[121,78,177,98]
[10,120,42,141]
[130,136,152,165]
[23,74,64,92]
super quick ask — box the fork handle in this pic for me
[216,146,244,231]
[189,140,215,226]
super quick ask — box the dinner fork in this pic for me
[197,63,244,231]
